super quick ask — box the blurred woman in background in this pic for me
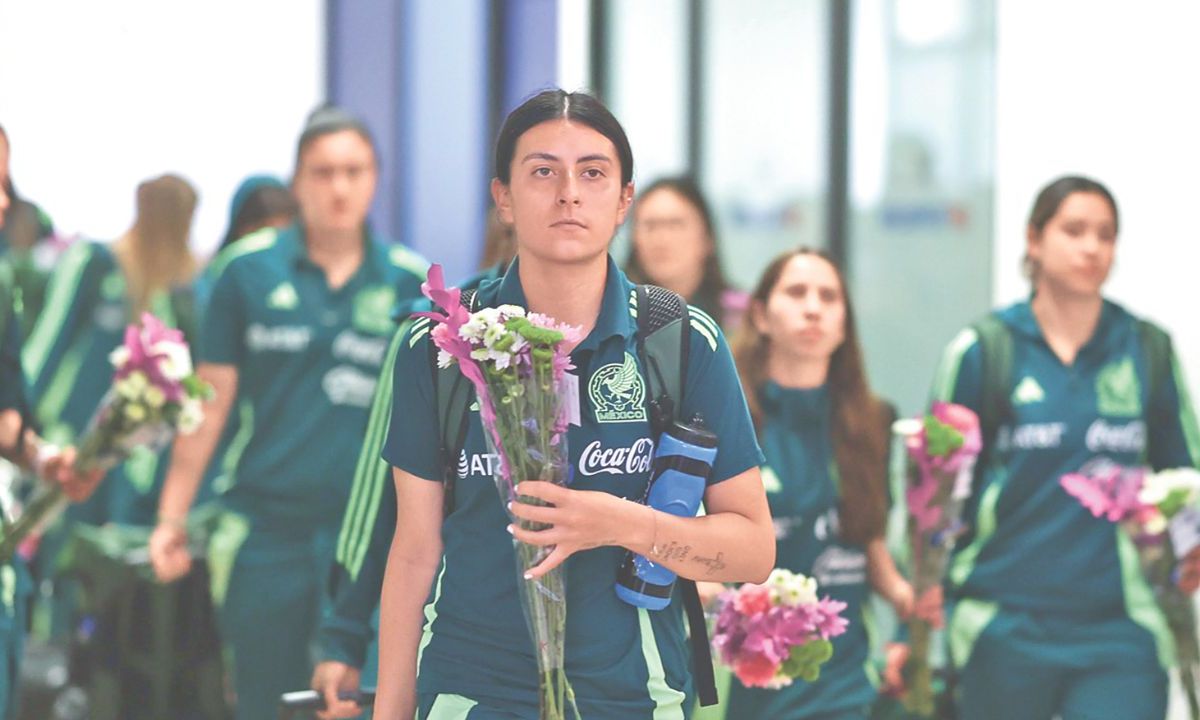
[625,176,747,329]
[23,173,199,526]
[713,247,930,720]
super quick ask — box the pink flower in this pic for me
[114,313,189,402]
[1060,463,1147,523]
[732,652,779,688]
[415,265,510,487]
[733,584,773,617]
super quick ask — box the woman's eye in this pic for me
[582,168,604,179]
[533,167,553,177]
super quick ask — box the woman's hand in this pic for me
[1178,546,1200,594]
[882,642,910,696]
[506,480,631,580]
[149,521,192,582]
[37,444,104,502]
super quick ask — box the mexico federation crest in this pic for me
[1096,356,1142,418]
[588,352,647,424]
[352,285,397,335]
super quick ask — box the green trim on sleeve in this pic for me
[1170,353,1200,466]
[388,244,431,279]
[22,242,93,379]
[336,324,405,579]
[205,227,279,280]
[930,328,979,402]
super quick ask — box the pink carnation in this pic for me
[732,652,778,688]
[733,584,773,617]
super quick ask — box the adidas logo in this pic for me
[1012,376,1045,405]
[267,282,299,310]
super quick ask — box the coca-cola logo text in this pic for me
[577,438,655,477]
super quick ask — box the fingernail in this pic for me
[506,501,512,511]
[523,572,533,580]
[506,524,514,535]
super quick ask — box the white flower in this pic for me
[496,304,526,319]
[767,568,792,589]
[436,350,454,369]
[1141,467,1200,510]
[109,346,131,369]
[178,398,205,434]
[144,385,166,409]
[483,322,509,349]
[117,371,149,400]
[892,418,923,437]
[1144,512,1169,536]
[124,402,147,423]
[151,340,193,382]
[784,575,819,606]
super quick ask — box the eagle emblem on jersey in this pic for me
[588,352,647,424]
[1096,356,1142,418]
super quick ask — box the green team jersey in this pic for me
[382,257,763,719]
[200,223,427,530]
[931,299,1200,668]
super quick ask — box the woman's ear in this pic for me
[492,178,514,225]
[749,299,770,337]
[615,182,635,225]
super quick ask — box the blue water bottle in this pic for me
[615,417,718,610]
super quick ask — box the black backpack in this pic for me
[429,284,720,706]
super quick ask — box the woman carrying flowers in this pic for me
[0,153,102,720]
[930,176,1200,719]
[374,90,775,720]
[712,248,932,720]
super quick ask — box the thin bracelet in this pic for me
[157,514,188,530]
[648,505,659,557]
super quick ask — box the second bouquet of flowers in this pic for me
[710,569,849,690]
[0,313,211,563]
[418,266,582,720]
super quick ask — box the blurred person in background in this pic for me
[929,176,1200,720]
[148,105,428,720]
[707,248,935,720]
[311,205,516,720]
[0,125,62,339]
[22,173,199,529]
[194,174,297,317]
[0,122,103,720]
[625,176,747,330]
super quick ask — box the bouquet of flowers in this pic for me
[418,266,581,720]
[894,401,982,716]
[1060,462,1200,720]
[0,313,210,563]
[710,569,849,689]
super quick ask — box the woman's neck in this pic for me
[1030,283,1104,365]
[519,252,608,349]
[305,225,364,290]
[765,348,829,389]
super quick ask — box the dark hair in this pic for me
[1028,175,1119,234]
[1024,175,1119,280]
[494,89,633,186]
[220,185,299,251]
[624,176,731,322]
[732,247,890,545]
[295,105,376,170]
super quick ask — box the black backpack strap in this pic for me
[1137,319,1171,412]
[971,314,1014,471]
[635,284,690,433]
[635,284,717,706]
[433,288,478,518]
